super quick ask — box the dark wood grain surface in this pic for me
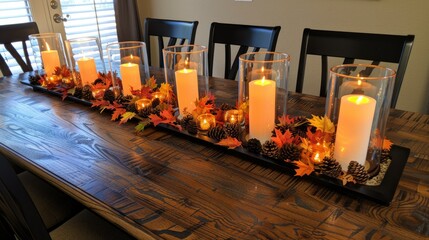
[0,72,428,240]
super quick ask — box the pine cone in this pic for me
[151,98,161,108]
[246,138,262,154]
[187,120,198,135]
[180,114,194,130]
[224,123,241,138]
[219,103,235,111]
[82,85,93,101]
[347,161,369,184]
[272,124,290,136]
[29,74,41,85]
[138,107,152,118]
[126,102,136,113]
[117,95,133,104]
[278,143,301,162]
[262,140,279,159]
[381,149,391,163]
[93,78,103,85]
[103,89,116,102]
[73,87,83,99]
[319,157,342,178]
[207,125,226,141]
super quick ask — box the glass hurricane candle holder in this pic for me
[106,41,150,97]
[239,52,290,143]
[65,37,105,87]
[29,33,67,77]
[224,109,244,125]
[325,64,396,177]
[197,113,216,131]
[162,45,209,117]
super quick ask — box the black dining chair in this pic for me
[208,22,281,80]
[0,152,135,240]
[0,22,39,76]
[144,18,199,67]
[296,28,414,108]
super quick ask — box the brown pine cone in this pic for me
[262,140,279,159]
[246,138,262,154]
[347,161,369,184]
[207,125,226,141]
[82,85,93,101]
[224,123,241,138]
[319,157,342,178]
[187,120,198,135]
[380,149,391,163]
[278,143,301,162]
[179,114,194,130]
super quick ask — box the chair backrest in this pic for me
[144,18,198,68]
[208,22,281,80]
[296,28,414,108]
[0,152,52,240]
[0,22,39,76]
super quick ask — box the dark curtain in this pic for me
[114,0,143,42]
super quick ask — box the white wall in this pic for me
[138,0,429,114]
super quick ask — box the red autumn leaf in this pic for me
[91,99,110,108]
[271,129,294,148]
[111,107,126,121]
[294,160,314,176]
[216,137,242,149]
[61,88,69,101]
[278,115,295,125]
[149,114,164,126]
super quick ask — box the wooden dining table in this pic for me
[0,71,428,240]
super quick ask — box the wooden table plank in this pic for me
[0,73,428,239]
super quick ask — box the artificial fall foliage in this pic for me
[216,137,242,149]
[29,70,395,186]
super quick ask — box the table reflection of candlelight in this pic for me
[41,43,60,76]
[77,56,98,86]
[120,62,141,96]
[197,113,215,131]
[249,76,276,142]
[175,61,199,116]
[334,94,376,169]
[135,98,152,111]
[224,109,244,124]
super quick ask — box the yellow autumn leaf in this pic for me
[308,115,335,134]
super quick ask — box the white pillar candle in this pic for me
[120,62,141,96]
[334,94,376,169]
[175,68,199,116]
[41,49,60,76]
[249,77,276,142]
[77,57,98,86]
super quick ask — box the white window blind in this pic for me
[0,0,33,75]
[61,0,118,62]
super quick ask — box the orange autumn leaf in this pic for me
[294,160,314,176]
[111,107,126,121]
[383,138,393,150]
[216,137,242,149]
[278,115,295,125]
[272,129,294,148]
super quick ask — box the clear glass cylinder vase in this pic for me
[162,45,209,117]
[238,52,290,143]
[29,33,67,77]
[325,64,396,177]
[65,37,105,87]
[106,41,150,97]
